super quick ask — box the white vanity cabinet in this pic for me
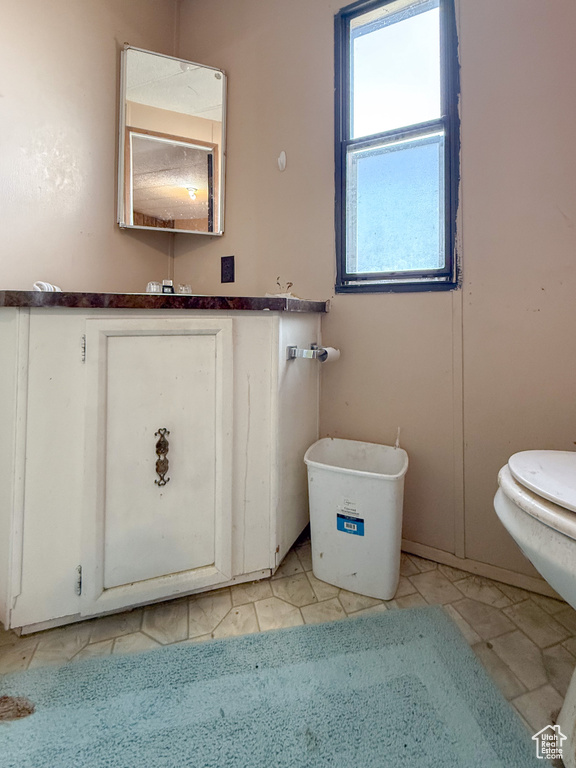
[0,303,322,632]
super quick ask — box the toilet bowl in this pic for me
[494,450,576,767]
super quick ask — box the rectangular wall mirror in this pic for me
[118,46,226,235]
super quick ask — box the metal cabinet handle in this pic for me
[154,428,170,486]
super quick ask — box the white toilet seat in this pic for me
[508,450,576,512]
[498,465,576,543]
[495,451,576,768]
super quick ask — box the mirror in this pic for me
[118,46,226,235]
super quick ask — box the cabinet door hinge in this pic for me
[81,334,86,363]
[75,565,83,596]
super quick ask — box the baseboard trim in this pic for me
[401,539,562,599]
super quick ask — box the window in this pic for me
[335,0,459,292]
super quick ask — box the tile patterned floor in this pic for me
[1,534,575,740]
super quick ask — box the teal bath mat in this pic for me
[0,606,539,767]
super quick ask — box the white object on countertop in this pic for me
[33,281,62,292]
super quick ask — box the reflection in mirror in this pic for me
[126,130,216,231]
[118,47,226,235]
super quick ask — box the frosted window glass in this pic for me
[346,133,445,274]
[351,5,441,139]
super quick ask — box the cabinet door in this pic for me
[81,317,233,616]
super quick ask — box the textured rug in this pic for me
[0,606,539,768]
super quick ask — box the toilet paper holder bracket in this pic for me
[287,343,330,362]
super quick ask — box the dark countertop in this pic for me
[0,291,328,313]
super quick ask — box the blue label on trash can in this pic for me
[337,513,364,536]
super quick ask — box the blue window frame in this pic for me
[335,0,460,293]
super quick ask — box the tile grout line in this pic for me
[455,608,576,700]
[500,600,573,651]
[251,601,262,633]
[24,638,40,670]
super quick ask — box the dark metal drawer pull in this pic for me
[154,428,170,486]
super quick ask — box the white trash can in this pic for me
[304,437,409,600]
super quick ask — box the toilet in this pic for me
[494,450,576,767]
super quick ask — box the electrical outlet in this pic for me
[221,255,235,283]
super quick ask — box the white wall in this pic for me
[175,0,576,578]
[0,0,179,292]
[459,0,576,568]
